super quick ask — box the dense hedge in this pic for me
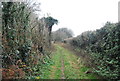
[69,22,120,79]
[1,2,57,79]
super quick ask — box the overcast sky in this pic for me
[35,0,119,36]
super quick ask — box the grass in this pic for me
[40,44,62,79]
[40,43,98,79]
[60,45,96,79]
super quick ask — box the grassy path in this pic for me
[41,44,98,79]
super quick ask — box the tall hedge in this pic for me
[69,22,120,79]
[1,2,57,79]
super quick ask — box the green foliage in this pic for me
[25,55,53,79]
[1,2,58,79]
[70,22,120,79]
[44,16,58,27]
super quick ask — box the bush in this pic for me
[69,22,120,79]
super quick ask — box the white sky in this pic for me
[35,0,119,36]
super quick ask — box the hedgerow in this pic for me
[1,1,57,79]
[69,22,120,79]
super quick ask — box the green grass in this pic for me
[51,49,62,79]
[59,45,96,79]
[40,44,98,79]
[40,44,62,79]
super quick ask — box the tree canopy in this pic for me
[52,28,74,42]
